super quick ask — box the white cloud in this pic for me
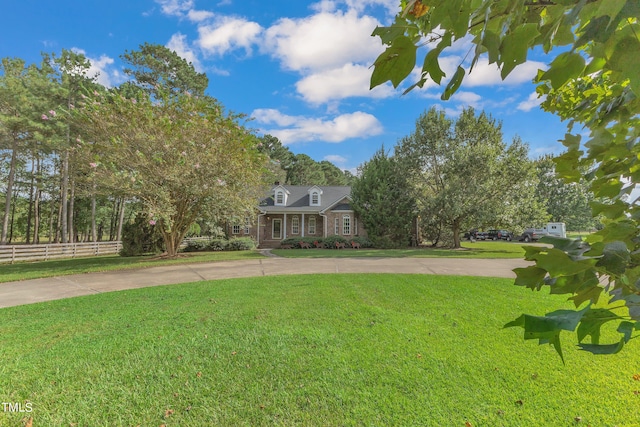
[464,58,546,87]
[88,55,116,87]
[209,66,231,76]
[517,91,546,112]
[71,48,122,88]
[155,0,193,17]
[155,0,214,22]
[253,109,298,127]
[198,17,263,55]
[431,103,464,118]
[252,109,383,144]
[263,10,381,72]
[187,9,215,22]
[324,154,348,164]
[311,0,399,16]
[166,33,203,71]
[450,91,482,106]
[296,63,394,104]
[310,0,338,12]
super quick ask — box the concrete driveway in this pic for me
[0,257,530,309]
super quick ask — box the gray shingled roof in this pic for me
[259,185,352,213]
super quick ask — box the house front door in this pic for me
[272,219,282,239]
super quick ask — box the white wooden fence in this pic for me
[0,241,123,264]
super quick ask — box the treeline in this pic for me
[0,45,351,248]
[0,50,129,245]
[257,135,355,186]
[351,107,597,248]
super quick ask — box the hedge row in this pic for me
[182,237,256,252]
[280,236,372,249]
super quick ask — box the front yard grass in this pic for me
[0,273,636,426]
[272,241,527,259]
[0,250,264,283]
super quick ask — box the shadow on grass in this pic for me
[272,242,525,259]
[0,251,265,283]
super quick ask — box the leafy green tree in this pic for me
[285,154,327,185]
[257,134,294,184]
[319,160,348,186]
[1,58,32,244]
[258,134,294,165]
[396,107,539,248]
[256,136,351,186]
[370,0,640,357]
[535,155,597,231]
[0,58,53,244]
[352,147,415,248]
[121,43,208,97]
[74,91,266,257]
[120,212,164,257]
[342,169,357,186]
[45,49,97,243]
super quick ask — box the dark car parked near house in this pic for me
[487,229,513,241]
[518,228,547,242]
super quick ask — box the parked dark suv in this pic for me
[487,229,513,241]
[465,230,488,240]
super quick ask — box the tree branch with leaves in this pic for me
[371,0,640,358]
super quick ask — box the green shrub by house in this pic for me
[226,237,255,251]
[120,214,165,257]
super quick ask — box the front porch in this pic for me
[257,212,325,248]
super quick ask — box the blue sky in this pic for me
[3,0,569,173]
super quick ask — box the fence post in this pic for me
[73,243,77,258]
[11,246,15,264]
[45,245,49,261]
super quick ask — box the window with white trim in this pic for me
[291,216,300,234]
[275,191,284,205]
[334,218,339,235]
[308,216,316,234]
[311,191,319,206]
[232,224,241,234]
[343,215,351,235]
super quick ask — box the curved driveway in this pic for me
[0,256,530,309]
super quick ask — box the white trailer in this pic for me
[543,222,566,238]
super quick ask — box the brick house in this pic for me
[228,184,367,248]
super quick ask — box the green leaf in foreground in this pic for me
[441,66,464,100]
[505,305,590,363]
[514,266,547,291]
[370,35,417,89]
[538,52,586,90]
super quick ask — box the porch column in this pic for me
[301,213,305,237]
[324,214,327,237]
[283,213,287,240]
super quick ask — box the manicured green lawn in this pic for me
[0,242,528,283]
[0,274,636,426]
[0,250,264,283]
[273,241,527,259]
[566,231,593,239]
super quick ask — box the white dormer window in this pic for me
[274,186,290,206]
[308,186,323,206]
